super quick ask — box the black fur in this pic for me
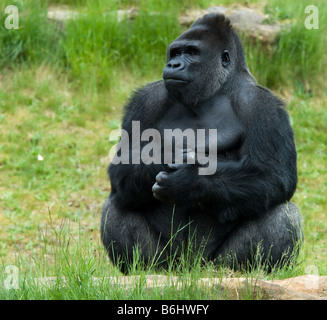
[101,13,303,273]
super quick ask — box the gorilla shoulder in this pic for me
[123,80,169,124]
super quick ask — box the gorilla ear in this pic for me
[221,50,230,67]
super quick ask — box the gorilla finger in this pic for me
[152,182,163,194]
[152,183,170,202]
[167,163,183,171]
[155,171,169,183]
[153,191,168,202]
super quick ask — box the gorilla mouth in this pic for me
[164,78,189,84]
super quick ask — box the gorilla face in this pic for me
[163,24,233,107]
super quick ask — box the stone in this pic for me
[47,5,287,45]
[200,275,327,300]
[179,5,288,45]
[47,7,79,22]
[31,275,327,300]
[261,275,327,300]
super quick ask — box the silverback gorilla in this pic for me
[101,13,303,273]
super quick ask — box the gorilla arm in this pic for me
[108,81,167,210]
[152,96,297,222]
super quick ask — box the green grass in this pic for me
[0,0,327,299]
[244,1,327,89]
[0,216,298,299]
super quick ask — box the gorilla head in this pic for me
[163,14,246,107]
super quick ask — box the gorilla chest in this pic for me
[156,96,244,154]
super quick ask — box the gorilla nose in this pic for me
[166,60,185,71]
[163,57,187,81]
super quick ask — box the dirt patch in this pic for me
[31,275,327,300]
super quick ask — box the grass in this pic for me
[0,0,326,299]
[0,216,295,299]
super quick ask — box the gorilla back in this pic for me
[101,13,303,273]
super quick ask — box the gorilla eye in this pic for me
[171,49,181,58]
[222,50,230,67]
[186,46,199,56]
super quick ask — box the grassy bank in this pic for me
[0,0,326,299]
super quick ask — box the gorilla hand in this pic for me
[152,163,201,205]
[152,148,199,203]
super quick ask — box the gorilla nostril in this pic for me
[166,60,184,70]
[167,62,181,69]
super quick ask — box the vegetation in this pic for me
[0,0,326,299]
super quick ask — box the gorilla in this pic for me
[101,13,303,273]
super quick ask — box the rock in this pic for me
[47,7,139,24]
[200,275,327,300]
[47,7,79,22]
[179,5,287,45]
[47,5,287,45]
[117,8,139,22]
[261,275,327,300]
[31,275,327,300]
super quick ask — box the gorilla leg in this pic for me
[101,197,154,273]
[101,197,183,273]
[101,198,302,272]
[214,202,303,270]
